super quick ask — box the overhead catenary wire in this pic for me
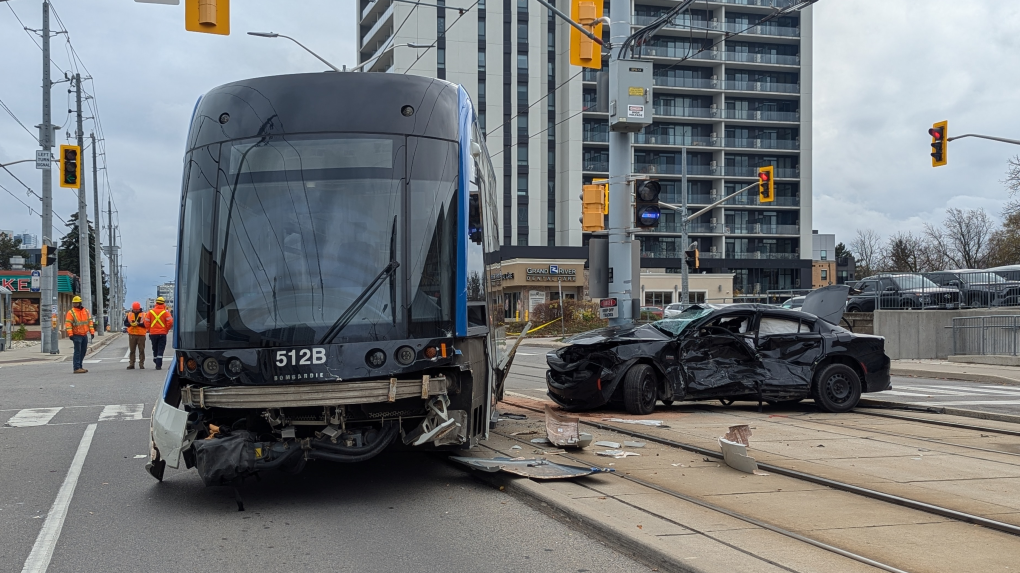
[0,97,39,142]
[403,0,481,73]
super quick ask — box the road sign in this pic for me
[599,297,618,319]
[35,150,52,170]
[30,270,41,292]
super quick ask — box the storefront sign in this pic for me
[0,278,34,292]
[526,265,578,282]
[490,272,514,281]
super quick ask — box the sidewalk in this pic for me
[0,332,123,366]
[891,358,1020,386]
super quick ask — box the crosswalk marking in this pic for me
[895,386,972,396]
[934,385,1020,396]
[98,404,143,422]
[5,408,63,428]
[915,400,1020,407]
[878,390,935,397]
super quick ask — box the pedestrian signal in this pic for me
[41,245,57,267]
[757,166,774,203]
[684,248,699,270]
[929,120,947,167]
[59,145,81,189]
[635,180,661,228]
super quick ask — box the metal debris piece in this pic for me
[623,441,645,448]
[603,418,666,427]
[510,445,522,450]
[594,441,621,448]
[531,437,551,444]
[501,412,527,421]
[449,456,604,479]
[723,425,752,446]
[545,405,581,447]
[719,438,759,474]
[596,450,640,458]
[510,430,538,436]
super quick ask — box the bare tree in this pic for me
[1002,156,1020,217]
[987,211,1020,267]
[850,229,883,277]
[885,232,923,272]
[925,208,995,269]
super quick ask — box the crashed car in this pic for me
[546,285,890,415]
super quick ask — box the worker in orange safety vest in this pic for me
[64,295,95,374]
[124,301,148,369]
[144,296,173,370]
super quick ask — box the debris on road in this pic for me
[531,437,551,444]
[623,441,645,448]
[510,430,538,436]
[449,456,610,479]
[596,450,640,458]
[718,425,766,475]
[500,412,527,421]
[544,405,592,448]
[594,441,622,448]
[602,418,666,427]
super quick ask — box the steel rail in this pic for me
[504,400,1020,538]
[854,409,1020,438]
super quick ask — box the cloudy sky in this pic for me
[1,0,1018,303]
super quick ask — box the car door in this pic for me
[854,280,877,311]
[677,312,766,399]
[756,313,823,400]
[878,278,900,309]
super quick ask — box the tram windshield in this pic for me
[178,134,459,348]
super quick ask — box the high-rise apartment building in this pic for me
[357,0,813,298]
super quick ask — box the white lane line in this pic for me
[82,360,101,364]
[123,349,130,359]
[21,423,97,573]
[876,391,935,397]
[119,359,129,363]
[936,385,1020,396]
[915,400,1020,407]
[895,386,970,396]
[5,408,63,428]
[98,404,143,422]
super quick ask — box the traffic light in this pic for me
[580,184,606,232]
[41,245,57,267]
[59,145,81,189]
[635,180,661,228]
[569,0,603,69]
[185,0,229,35]
[684,248,699,270]
[757,166,774,203]
[593,178,609,215]
[929,120,947,167]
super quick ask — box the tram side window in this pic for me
[467,162,487,328]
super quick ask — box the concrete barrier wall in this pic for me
[873,308,1020,360]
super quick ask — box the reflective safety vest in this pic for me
[145,305,173,335]
[125,311,147,336]
[64,307,95,337]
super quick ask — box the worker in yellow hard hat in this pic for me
[64,295,95,373]
[144,296,173,370]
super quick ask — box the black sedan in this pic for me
[546,286,890,415]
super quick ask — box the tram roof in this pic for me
[186,73,464,151]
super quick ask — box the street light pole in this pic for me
[39,0,58,354]
[246,32,341,72]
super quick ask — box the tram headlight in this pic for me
[227,358,243,376]
[186,358,198,372]
[202,357,221,377]
[366,349,387,368]
[395,346,416,365]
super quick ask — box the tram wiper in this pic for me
[320,260,400,344]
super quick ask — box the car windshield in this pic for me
[892,275,939,290]
[652,308,715,336]
[961,272,1006,284]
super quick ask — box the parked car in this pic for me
[989,265,1020,282]
[926,270,1020,307]
[546,285,890,415]
[663,303,686,318]
[780,296,806,310]
[639,306,664,320]
[845,274,961,312]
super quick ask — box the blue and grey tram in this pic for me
[146,73,511,483]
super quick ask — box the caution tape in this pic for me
[506,317,562,336]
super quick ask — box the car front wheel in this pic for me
[623,364,657,415]
[814,364,862,413]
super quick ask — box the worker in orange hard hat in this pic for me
[144,296,173,370]
[65,295,95,373]
[124,301,148,369]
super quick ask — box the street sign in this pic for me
[30,270,41,292]
[35,150,52,170]
[599,297,618,319]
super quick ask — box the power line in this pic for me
[404,0,480,73]
[0,97,38,142]
[4,1,69,74]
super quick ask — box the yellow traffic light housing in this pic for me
[757,166,774,203]
[592,178,609,215]
[185,0,229,35]
[59,145,81,189]
[581,184,606,232]
[570,0,603,69]
[684,248,699,270]
[929,120,947,167]
[41,245,57,267]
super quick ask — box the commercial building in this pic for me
[0,270,79,340]
[811,230,834,288]
[156,281,175,310]
[356,0,813,299]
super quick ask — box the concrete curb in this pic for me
[858,398,1020,425]
[470,471,707,573]
[891,367,1020,387]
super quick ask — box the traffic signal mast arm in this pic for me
[946,133,1020,146]
[658,180,761,223]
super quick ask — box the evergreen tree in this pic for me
[0,234,30,271]
[58,212,110,315]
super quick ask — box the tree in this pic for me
[885,232,924,272]
[1002,156,1020,217]
[987,211,1020,267]
[849,229,883,278]
[58,212,110,315]
[0,234,29,271]
[924,208,995,269]
[835,242,850,260]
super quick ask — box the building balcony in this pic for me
[634,133,717,147]
[360,2,394,52]
[582,69,599,82]
[712,0,801,8]
[721,109,800,122]
[653,104,717,119]
[723,138,800,150]
[631,15,717,31]
[724,166,799,178]
[653,76,718,90]
[721,51,800,66]
[722,80,800,94]
[583,161,609,172]
[724,193,801,207]
[721,22,800,37]
[726,252,801,260]
[633,163,717,175]
[582,131,609,143]
[636,46,720,61]
[727,224,801,235]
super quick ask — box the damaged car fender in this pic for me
[147,369,189,480]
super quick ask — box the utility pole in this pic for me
[73,73,93,320]
[107,199,116,328]
[680,147,689,304]
[39,0,57,354]
[606,0,632,326]
[91,132,104,336]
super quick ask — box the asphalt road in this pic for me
[0,336,645,573]
[508,344,1020,417]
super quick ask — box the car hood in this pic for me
[562,323,671,347]
[801,284,850,325]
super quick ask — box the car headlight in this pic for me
[919,296,931,304]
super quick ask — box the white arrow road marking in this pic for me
[21,423,97,573]
[98,404,143,422]
[5,408,62,428]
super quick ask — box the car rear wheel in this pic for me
[846,305,861,313]
[623,364,657,415]
[814,364,862,413]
